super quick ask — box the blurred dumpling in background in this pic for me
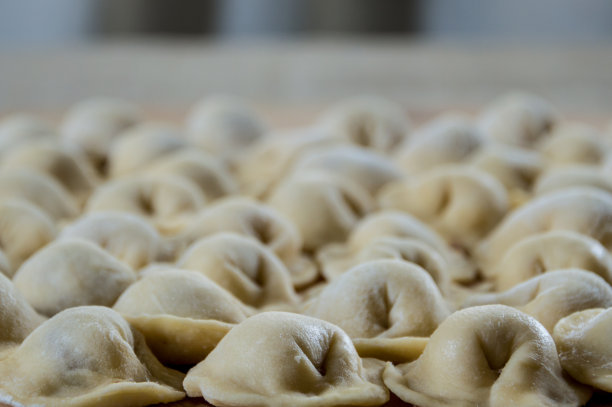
[539,122,609,167]
[534,166,612,196]
[0,114,56,158]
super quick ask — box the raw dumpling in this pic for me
[236,127,342,198]
[489,231,612,289]
[0,272,45,351]
[379,167,508,249]
[113,268,250,364]
[1,141,98,204]
[177,233,298,308]
[395,114,485,174]
[318,96,410,153]
[186,95,265,161]
[0,306,184,407]
[478,92,557,147]
[304,260,449,362]
[13,239,136,316]
[539,122,609,166]
[60,212,162,270]
[0,169,78,220]
[463,269,612,332]
[476,187,612,270]
[144,150,237,200]
[383,304,589,407]
[107,122,188,177]
[177,197,316,287]
[291,145,402,195]
[0,199,56,277]
[553,308,612,392]
[317,211,475,282]
[61,98,142,170]
[86,175,206,235]
[534,166,612,196]
[267,171,375,252]
[183,311,389,407]
[0,114,55,157]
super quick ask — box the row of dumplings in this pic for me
[0,93,611,406]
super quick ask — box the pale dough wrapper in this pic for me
[107,122,188,177]
[478,92,557,147]
[183,311,389,407]
[553,308,612,392]
[143,150,237,200]
[60,212,162,270]
[378,167,508,249]
[463,269,612,333]
[0,306,184,407]
[383,304,590,407]
[85,174,206,235]
[61,98,142,170]
[490,231,612,289]
[13,239,136,316]
[0,272,45,352]
[476,187,612,270]
[0,114,55,157]
[304,260,449,363]
[113,268,251,365]
[177,197,317,287]
[318,96,410,153]
[186,95,265,162]
[539,122,609,167]
[291,145,402,196]
[0,169,78,220]
[318,211,475,283]
[236,127,342,199]
[267,171,375,252]
[534,166,612,196]
[0,141,98,205]
[0,199,56,277]
[177,233,298,308]
[394,114,485,174]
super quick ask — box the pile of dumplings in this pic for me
[1,92,612,407]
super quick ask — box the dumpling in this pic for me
[304,260,450,362]
[61,98,142,170]
[186,95,265,162]
[476,187,612,270]
[379,167,508,249]
[394,114,485,174]
[0,272,45,352]
[553,308,612,392]
[291,145,402,195]
[177,233,298,308]
[183,311,389,407]
[463,269,612,332]
[0,306,184,407]
[1,141,98,205]
[539,122,609,166]
[267,171,375,252]
[60,212,162,270]
[383,305,590,407]
[107,122,188,177]
[317,211,475,282]
[13,239,136,316]
[317,96,410,153]
[144,150,237,200]
[489,231,612,290]
[0,199,56,277]
[85,175,206,235]
[236,127,342,198]
[534,166,612,196]
[177,197,317,287]
[113,268,250,364]
[0,169,78,220]
[478,92,557,147]
[0,114,55,157]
